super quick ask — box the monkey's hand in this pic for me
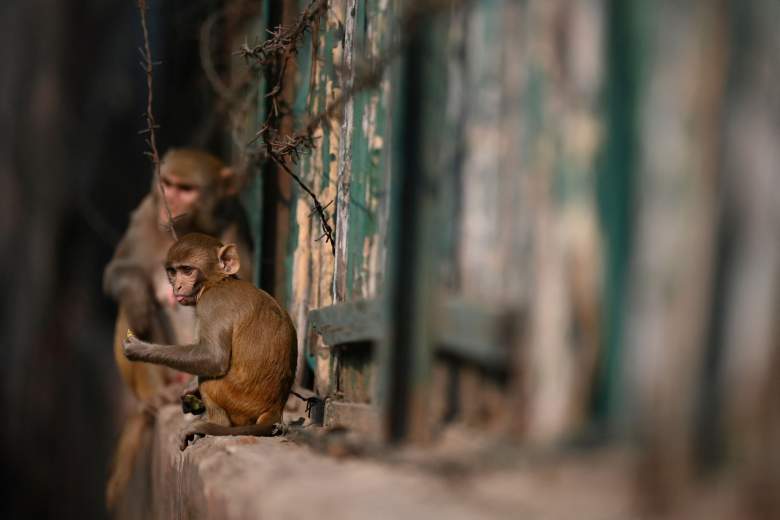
[119,285,154,336]
[122,334,148,361]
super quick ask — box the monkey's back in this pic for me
[198,279,297,426]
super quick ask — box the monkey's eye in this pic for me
[181,266,194,276]
[178,184,196,193]
[165,267,176,277]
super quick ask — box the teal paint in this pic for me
[346,89,369,297]
[244,1,270,287]
[344,0,390,299]
[320,25,336,193]
[283,1,318,309]
[593,0,639,423]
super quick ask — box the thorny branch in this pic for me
[206,0,460,255]
[236,0,327,69]
[243,0,441,165]
[238,0,335,254]
[137,0,177,241]
[269,151,336,255]
[241,0,327,149]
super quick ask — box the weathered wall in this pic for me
[230,0,780,515]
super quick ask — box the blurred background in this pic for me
[0,1,222,517]
[1,0,778,519]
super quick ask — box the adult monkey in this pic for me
[123,233,297,450]
[105,148,253,400]
[104,148,253,511]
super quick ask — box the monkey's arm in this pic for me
[107,270,155,336]
[103,196,157,297]
[104,197,159,334]
[123,318,232,377]
[104,223,151,321]
[124,284,237,375]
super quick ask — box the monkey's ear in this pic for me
[218,244,240,276]
[220,167,243,197]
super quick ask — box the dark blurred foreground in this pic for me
[0,1,220,517]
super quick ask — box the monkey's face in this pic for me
[165,233,242,306]
[159,168,202,223]
[165,263,204,306]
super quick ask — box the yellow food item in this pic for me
[126,329,135,339]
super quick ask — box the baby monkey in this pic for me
[123,233,297,450]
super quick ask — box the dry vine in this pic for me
[239,0,335,254]
[137,0,177,241]
[241,0,443,168]
[208,0,460,256]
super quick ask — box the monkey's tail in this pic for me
[290,387,324,419]
[105,410,154,511]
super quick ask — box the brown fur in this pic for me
[198,278,297,427]
[112,307,168,402]
[104,150,253,512]
[123,233,297,450]
[105,410,152,509]
[104,149,253,400]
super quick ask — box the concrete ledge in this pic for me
[147,406,660,520]
[149,406,502,519]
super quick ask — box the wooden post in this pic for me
[378,9,445,444]
[623,0,729,511]
[332,0,358,303]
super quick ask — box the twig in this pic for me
[250,2,409,171]
[268,151,335,255]
[238,0,335,254]
[236,0,327,67]
[137,0,176,241]
[310,199,333,217]
[242,0,328,150]
[226,0,457,255]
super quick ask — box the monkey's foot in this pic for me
[179,425,207,451]
[181,393,206,415]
